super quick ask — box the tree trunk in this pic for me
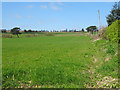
[17,34,19,38]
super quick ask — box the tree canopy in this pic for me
[106,2,120,26]
[11,27,21,38]
[86,26,97,32]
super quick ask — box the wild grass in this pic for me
[2,35,94,88]
[94,40,118,78]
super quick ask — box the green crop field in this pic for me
[2,33,119,88]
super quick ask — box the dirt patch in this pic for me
[96,76,119,88]
[104,57,111,62]
[93,56,98,63]
[86,74,119,88]
[93,38,101,42]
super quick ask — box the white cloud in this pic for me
[39,3,62,11]
[51,6,61,10]
[27,16,32,18]
[40,5,48,9]
[55,2,64,6]
[49,2,62,11]
[26,5,34,8]
[15,14,33,19]
[15,14,22,18]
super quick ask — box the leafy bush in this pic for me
[106,44,115,55]
[105,20,120,42]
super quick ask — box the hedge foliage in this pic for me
[105,20,120,42]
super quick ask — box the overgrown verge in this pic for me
[86,20,119,87]
[87,38,119,88]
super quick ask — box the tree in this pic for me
[65,28,68,32]
[1,29,7,33]
[11,27,21,38]
[24,29,27,33]
[106,1,120,26]
[86,26,97,34]
[28,29,32,32]
[81,28,84,32]
[74,29,76,32]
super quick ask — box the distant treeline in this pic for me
[1,29,85,33]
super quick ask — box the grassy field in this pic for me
[2,33,119,88]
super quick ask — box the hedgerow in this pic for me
[105,20,120,42]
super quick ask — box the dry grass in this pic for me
[91,27,107,42]
[98,27,107,39]
[2,34,12,38]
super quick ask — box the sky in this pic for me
[2,2,114,31]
